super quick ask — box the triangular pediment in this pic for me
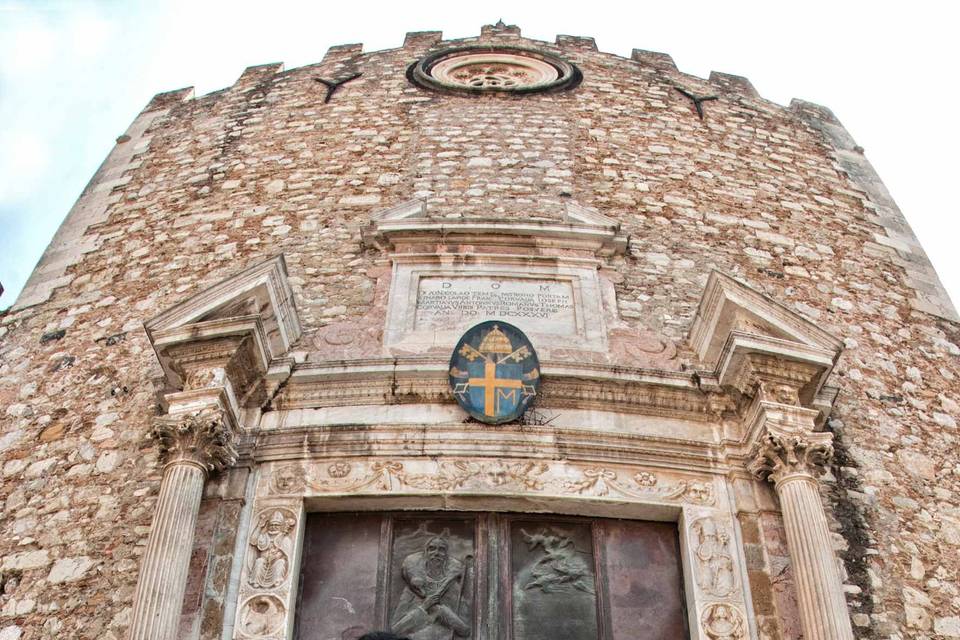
[690,271,843,364]
[362,199,628,256]
[145,254,301,362]
[562,201,620,230]
[369,198,427,221]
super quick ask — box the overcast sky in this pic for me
[1,0,958,314]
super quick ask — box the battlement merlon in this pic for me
[18,24,955,325]
[139,26,802,116]
[143,86,195,113]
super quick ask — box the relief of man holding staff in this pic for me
[390,534,472,640]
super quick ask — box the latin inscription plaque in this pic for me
[415,277,576,334]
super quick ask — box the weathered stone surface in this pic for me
[0,625,22,640]
[47,556,96,583]
[1,551,50,571]
[936,617,960,638]
[0,21,957,640]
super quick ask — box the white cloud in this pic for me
[1,24,57,74]
[0,131,49,202]
[66,12,115,60]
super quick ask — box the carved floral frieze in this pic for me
[265,459,716,506]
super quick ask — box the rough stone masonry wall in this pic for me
[1,22,959,640]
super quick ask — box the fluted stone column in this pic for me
[128,408,237,640]
[749,427,854,640]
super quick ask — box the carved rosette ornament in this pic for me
[152,408,238,473]
[747,428,833,485]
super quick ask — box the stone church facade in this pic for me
[2,22,960,640]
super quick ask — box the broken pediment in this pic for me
[145,254,302,391]
[688,271,844,401]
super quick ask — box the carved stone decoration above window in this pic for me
[409,46,582,94]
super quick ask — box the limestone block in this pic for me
[1,550,50,571]
[47,556,96,583]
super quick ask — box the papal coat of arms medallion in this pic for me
[449,321,540,424]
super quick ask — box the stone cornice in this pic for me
[271,356,727,421]
[689,271,844,369]
[714,331,836,399]
[150,316,273,421]
[145,254,301,364]
[361,199,628,257]
[145,254,302,430]
[239,423,723,473]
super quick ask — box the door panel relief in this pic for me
[293,513,687,640]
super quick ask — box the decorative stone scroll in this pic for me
[746,428,833,485]
[265,458,716,506]
[152,407,238,472]
[233,503,304,640]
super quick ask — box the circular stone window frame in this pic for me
[408,46,583,95]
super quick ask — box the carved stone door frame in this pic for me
[231,458,756,640]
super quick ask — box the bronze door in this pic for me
[294,512,688,640]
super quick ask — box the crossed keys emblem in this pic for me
[458,342,531,365]
[449,323,539,423]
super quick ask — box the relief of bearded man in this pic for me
[390,536,471,640]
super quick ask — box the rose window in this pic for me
[409,47,582,94]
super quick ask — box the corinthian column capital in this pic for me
[153,407,237,474]
[747,427,833,485]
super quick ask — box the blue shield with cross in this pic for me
[449,322,540,424]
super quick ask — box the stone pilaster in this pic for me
[748,423,854,640]
[127,408,237,640]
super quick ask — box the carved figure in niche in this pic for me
[701,603,746,640]
[239,595,284,637]
[520,529,595,595]
[248,509,296,589]
[692,517,736,597]
[391,533,471,640]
